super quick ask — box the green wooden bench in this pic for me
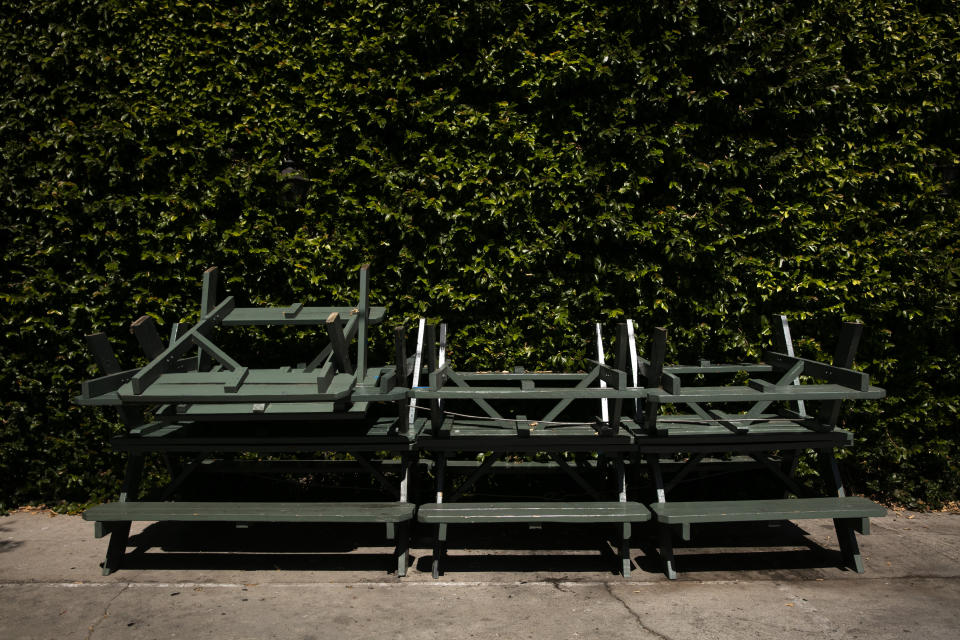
[84,501,416,576]
[418,501,651,578]
[650,496,886,579]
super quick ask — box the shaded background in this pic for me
[1,0,958,508]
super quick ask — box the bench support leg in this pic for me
[818,448,866,573]
[646,454,677,579]
[102,522,132,576]
[100,453,144,575]
[432,523,447,579]
[659,525,677,580]
[396,521,410,577]
[620,522,632,577]
[835,519,864,573]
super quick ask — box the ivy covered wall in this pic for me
[2,0,958,508]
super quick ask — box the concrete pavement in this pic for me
[1,508,958,639]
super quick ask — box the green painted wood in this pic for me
[325,310,354,374]
[646,384,885,403]
[764,351,869,391]
[191,333,243,372]
[664,364,774,375]
[647,327,667,388]
[130,315,166,360]
[652,422,822,437]
[83,501,415,523]
[127,421,174,436]
[223,366,249,393]
[85,333,122,374]
[116,373,356,403]
[356,263,371,380]
[220,306,386,326]
[154,401,369,421]
[282,302,304,319]
[126,368,330,385]
[413,387,639,399]
[81,368,140,401]
[129,296,237,394]
[417,501,651,523]
[650,497,885,524]
[455,372,592,381]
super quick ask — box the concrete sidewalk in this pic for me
[1,508,958,639]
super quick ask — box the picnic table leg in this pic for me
[613,455,632,577]
[433,523,447,580]
[396,453,413,577]
[647,454,677,579]
[431,453,447,579]
[620,522,632,578]
[657,524,677,580]
[101,453,144,575]
[396,520,410,577]
[819,448,865,573]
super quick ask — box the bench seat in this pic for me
[83,501,415,576]
[651,496,884,532]
[84,501,415,526]
[418,501,651,523]
[650,496,886,579]
[418,501,651,578]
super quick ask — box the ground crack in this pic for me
[603,583,675,640]
[544,577,573,593]
[85,583,129,640]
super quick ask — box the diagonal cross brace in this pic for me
[539,367,601,423]
[744,360,806,418]
[129,296,236,394]
[447,453,504,503]
[442,367,504,420]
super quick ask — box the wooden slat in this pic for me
[764,351,869,391]
[646,384,884,403]
[117,373,356,403]
[325,311,353,374]
[647,327,667,388]
[650,496,886,524]
[81,368,140,400]
[414,385,639,400]
[130,316,166,360]
[155,401,369,421]
[356,264,371,380]
[130,369,323,385]
[417,501,651,523]
[663,364,773,375]
[453,372,590,382]
[221,306,386,326]
[85,333,122,374]
[83,501,415,523]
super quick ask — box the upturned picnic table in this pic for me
[76,265,416,575]
[622,317,886,578]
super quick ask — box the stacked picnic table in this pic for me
[76,267,886,578]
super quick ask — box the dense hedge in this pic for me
[2,0,958,509]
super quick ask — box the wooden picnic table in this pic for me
[76,266,416,575]
[75,264,887,579]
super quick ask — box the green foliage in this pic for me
[2,0,958,508]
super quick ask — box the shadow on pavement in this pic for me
[114,519,846,577]
[0,522,23,554]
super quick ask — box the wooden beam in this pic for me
[355,264,370,380]
[129,296,236,394]
[325,311,354,374]
[129,316,165,360]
